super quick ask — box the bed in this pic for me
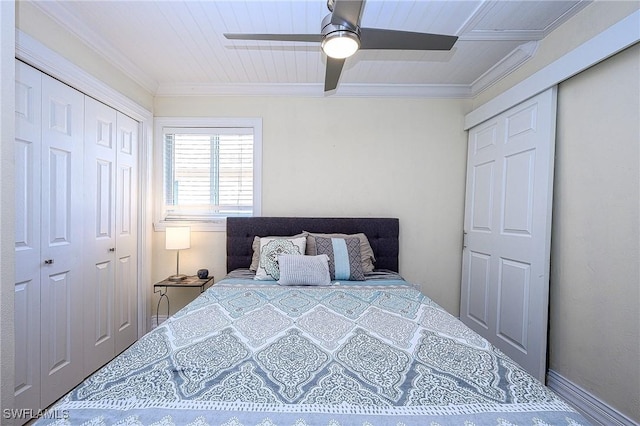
[36,217,589,425]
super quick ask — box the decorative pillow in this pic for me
[249,233,307,271]
[312,237,365,281]
[255,236,306,280]
[306,232,375,273]
[277,254,331,286]
[249,236,261,271]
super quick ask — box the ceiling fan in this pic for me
[224,0,458,92]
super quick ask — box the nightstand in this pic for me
[153,275,214,326]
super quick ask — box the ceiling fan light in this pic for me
[322,30,360,59]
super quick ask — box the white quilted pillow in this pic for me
[277,254,332,286]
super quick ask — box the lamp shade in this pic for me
[165,226,190,250]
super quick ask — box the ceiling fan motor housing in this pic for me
[321,13,359,38]
[321,14,361,59]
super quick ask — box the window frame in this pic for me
[153,117,262,232]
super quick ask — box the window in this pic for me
[154,117,262,231]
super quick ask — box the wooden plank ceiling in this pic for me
[30,0,589,97]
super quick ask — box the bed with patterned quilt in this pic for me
[36,217,589,425]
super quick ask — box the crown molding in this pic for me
[25,0,552,100]
[457,0,592,42]
[471,41,539,96]
[542,0,592,37]
[336,83,473,99]
[30,1,158,94]
[155,82,473,99]
[459,31,543,42]
[465,9,640,129]
[15,30,152,122]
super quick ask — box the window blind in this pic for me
[163,127,254,220]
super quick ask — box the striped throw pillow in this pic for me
[312,236,365,281]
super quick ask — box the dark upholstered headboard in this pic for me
[226,217,399,273]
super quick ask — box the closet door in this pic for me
[460,88,557,381]
[114,112,138,353]
[84,97,138,366]
[14,61,42,412]
[84,100,138,369]
[39,74,85,408]
[84,97,117,373]
[15,62,140,415]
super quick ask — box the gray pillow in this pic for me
[306,232,375,273]
[277,254,332,286]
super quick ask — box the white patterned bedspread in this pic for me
[36,274,590,425]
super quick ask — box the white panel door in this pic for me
[85,100,139,366]
[114,112,138,353]
[39,74,85,408]
[460,88,557,381]
[14,61,42,412]
[84,97,118,373]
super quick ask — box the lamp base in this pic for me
[168,274,187,282]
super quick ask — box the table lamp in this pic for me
[165,226,190,281]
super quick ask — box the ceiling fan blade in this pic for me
[224,33,323,43]
[331,0,365,27]
[324,57,346,92]
[359,28,458,51]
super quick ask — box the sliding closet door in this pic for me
[39,73,85,408]
[460,88,557,382]
[114,112,138,353]
[14,61,42,413]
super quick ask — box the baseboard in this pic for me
[547,369,638,426]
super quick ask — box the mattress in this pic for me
[35,271,589,425]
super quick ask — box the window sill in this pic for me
[154,219,226,232]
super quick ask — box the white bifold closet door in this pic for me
[15,61,85,411]
[15,61,139,419]
[14,61,42,414]
[84,98,138,373]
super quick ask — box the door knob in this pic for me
[44,259,54,265]
[109,247,116,252]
